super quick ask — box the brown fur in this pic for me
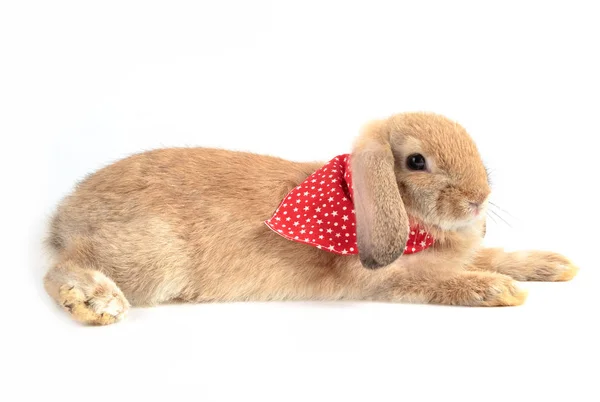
[43,112,578,325]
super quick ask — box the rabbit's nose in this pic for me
[469,202,482,215]
[468,189,490,206]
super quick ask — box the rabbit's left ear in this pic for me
[351,120,410,269]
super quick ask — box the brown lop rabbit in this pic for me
[44,112,578,325]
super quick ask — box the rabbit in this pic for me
[43,112,579,325]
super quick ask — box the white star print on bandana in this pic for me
[265,154,434,255]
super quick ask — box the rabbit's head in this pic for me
[351,112,490,269]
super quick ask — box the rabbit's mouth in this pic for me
[407,189,490,232]
[435,213,486,232]
[412,205,487,233]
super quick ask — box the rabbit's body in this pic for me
[48,148,361,306]
[44,113,579,325]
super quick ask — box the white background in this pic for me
[1,1,599,401]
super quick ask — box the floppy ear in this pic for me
[351,120,409,269]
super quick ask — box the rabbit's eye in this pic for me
[407,154,427,171]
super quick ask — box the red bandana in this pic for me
[265,154,434,255]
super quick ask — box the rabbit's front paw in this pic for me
[432,272,528,307]
[507,251,579,282]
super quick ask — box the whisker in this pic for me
[489,201,518,220]
[485,167,494,186]
[488,208,512,228]
[486,211,498,225]
[487,203,520,227]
